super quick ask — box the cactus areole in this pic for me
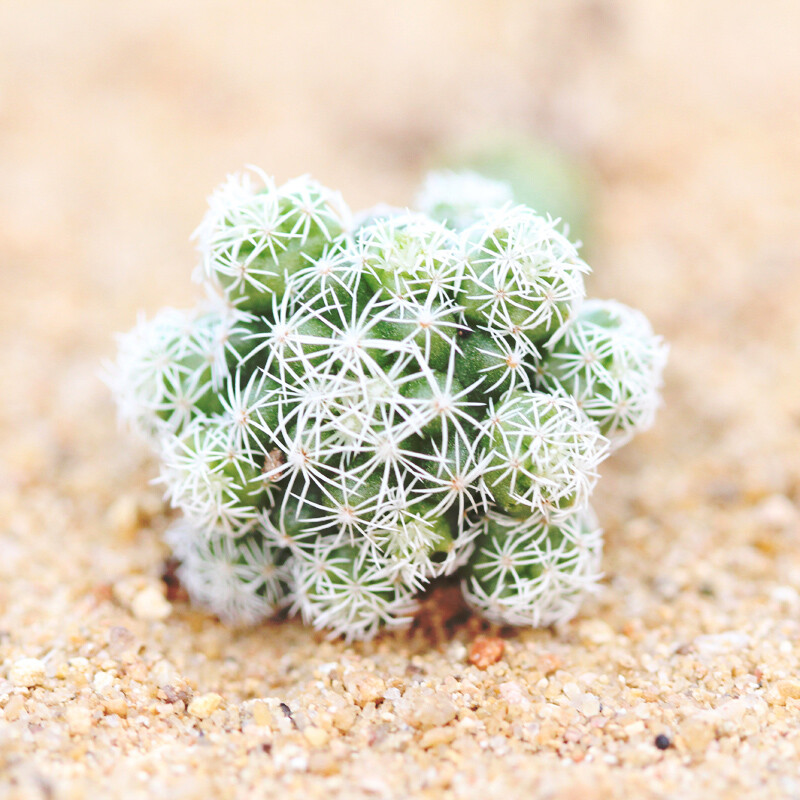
[108,167,667,641]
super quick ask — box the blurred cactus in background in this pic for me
[107,166,666,640]
[429,133,595,247]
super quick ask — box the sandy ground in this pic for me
[2,1,800,797]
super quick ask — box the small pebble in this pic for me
[303,726,329,747]
[102,694,129,718]
[252,700,271,727]
[397,690,457,729]
[188,693,222,719]
[754,494,797,529]
[468,636,505,670]
[681,715,716,752]
[10,658,46,688]
[93,670,116,694]
[343,670,385,706]
[775,679,800,701]
[106,495,140,539]
[420,726,458,748]
[331,704,358,733]
[66,705,93,735]
[578,619,615,645]
[308,750,340,776]
[3,694,25,721]
[654,733,671,750]
[131,585,172,621]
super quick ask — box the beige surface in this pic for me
[2,2,800,798]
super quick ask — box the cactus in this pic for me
[108,167,666,640]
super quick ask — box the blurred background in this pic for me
[3,0,800,611]
[1,1,800,792]
[3,0,799,514]
[3,1,798,320]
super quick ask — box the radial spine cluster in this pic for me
[108,167,667,640]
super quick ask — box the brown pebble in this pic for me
[468,636,505,670]
[161,558,190,603]
[91,583,114,604]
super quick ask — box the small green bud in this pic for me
[291,537,417,641]
[540,299,668,447]
[196,170,350,312]
[459,206,588,346]
[462,507,602,627]
[166,520,292,625]
[356,213,460,303]
[481,390,608,520]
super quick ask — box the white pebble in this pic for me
[92,670,116,694]
[131,585,172,621]
[693,631,750,659]
[10,658,46,688]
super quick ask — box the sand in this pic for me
[1,1,800,797]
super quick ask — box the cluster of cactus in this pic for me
[108,167,667,641]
